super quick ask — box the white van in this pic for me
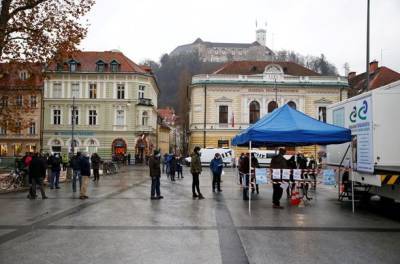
[185,148,235,167]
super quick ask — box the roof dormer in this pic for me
[67,59,79,72]
[110,60,120,72]
[96,60,106,72]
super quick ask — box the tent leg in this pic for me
[351,170,355,214]
[249,141,252,214]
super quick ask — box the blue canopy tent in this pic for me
[232,104,352,212]
[232,104,351,147]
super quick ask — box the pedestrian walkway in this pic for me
[0,166,400,264]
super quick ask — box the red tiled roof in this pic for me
[348,66,400,96]
[213,61,320,76]
[47,51,146,73]
[0,63,43,87]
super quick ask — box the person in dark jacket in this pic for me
[149,150,163,200]
[240,153,250,200]
[71,152,82,192]
[49,153,61,189]
[169,155,177,181]
[210,153,223,192]
[286,155,297,198]
[79,153,91,199]
[190,146,204,199]
[176,156,183,179]
[91,153,101,182]
[27,153,48,199]
[270,148,288,209]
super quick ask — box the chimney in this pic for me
[369,60,378,73]
[348,71,356,79]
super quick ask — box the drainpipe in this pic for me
[203,84,207,148]
[39,84,44,152]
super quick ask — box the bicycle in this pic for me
[0,169,25,190]
[103,161,118,175]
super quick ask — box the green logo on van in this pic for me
[349,100,368,123]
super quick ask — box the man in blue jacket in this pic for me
[210,153,223,192]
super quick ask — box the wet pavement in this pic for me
[0,166,400,264]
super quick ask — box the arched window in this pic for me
[249,101,260,124]
[287,101,296,110]
[142,111,148,126]
[268,101,278,113]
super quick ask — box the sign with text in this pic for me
[293,169,302,181]
[272,169,281,180]
[255,168,268,184]
[282,169,291,180]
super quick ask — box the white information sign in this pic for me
[348,96,374,173]
[293,169,302,181]
[272,169,281,180]
[282,169,291,180]
[255,168,268,184]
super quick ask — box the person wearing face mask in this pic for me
[149,150,163,200]
[210,153,223,192]
[190,146,204,199]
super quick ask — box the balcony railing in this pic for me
[137,98,153,106]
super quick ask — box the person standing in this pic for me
[149,150,163,200]
[71,152,82,192]
[210,153,223,192]
[127,153,131,165]
[270,148,288,209]
[190,147,204,199]
[169,155,177,181]
[28,153,48,199]
[91,153,101,182]
[79,152,91,199]
[49,153,61,189]
[176,156,183,179]
[240,153,250,200]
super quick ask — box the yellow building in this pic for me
[188,61,348,155]
[157,124,171,155]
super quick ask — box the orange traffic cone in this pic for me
[291,188,301,206]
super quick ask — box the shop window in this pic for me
[218,140,229,148]
[13,144,22,156]
[0,144,7,156]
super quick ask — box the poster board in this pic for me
[282,169,291,180]
[293,169,302,180]
[255,168,268,184]
[272,169,281,180]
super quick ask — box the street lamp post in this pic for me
[71,96,76,155]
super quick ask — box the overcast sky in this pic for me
[80,0,400,76]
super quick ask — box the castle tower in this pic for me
[256,28,266,46]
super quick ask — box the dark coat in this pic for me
[190,152,202,174]
[29,156,46,180]
[210,157,223,175]
[49,155,61,172]
[239,156,250,174]
[91,154,101,170]
[70,155,82,170]
[80,157,91,176]
[270,154,288,169]
[149,156,161,177]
